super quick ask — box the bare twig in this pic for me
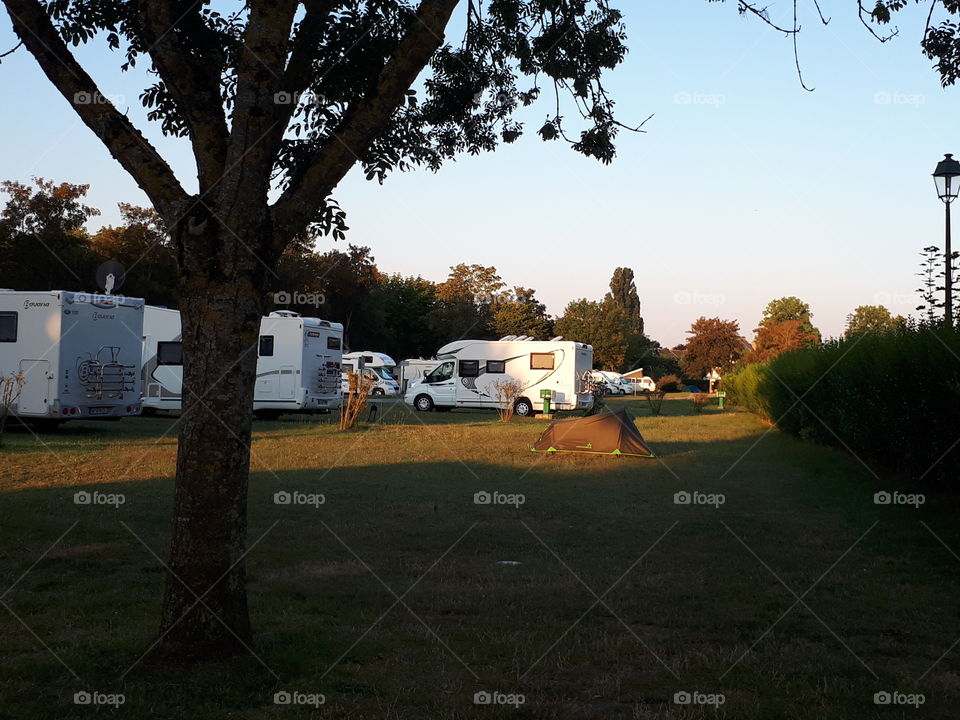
[737,1,797,34]
[793,0,814,92]
[857,0,900,42]
[0,39,22,60]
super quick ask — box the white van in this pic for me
[341,351,400,396]
[404,337,594,416]
[141,308,343,415]
[625,376,656,393]
[0,290,143,422]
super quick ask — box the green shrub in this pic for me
[724,326,960,486]
[656,374,685,392]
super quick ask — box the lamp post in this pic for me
[933,153,960,327]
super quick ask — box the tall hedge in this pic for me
[723,327,960,485]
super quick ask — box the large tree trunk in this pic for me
[155,202,274,662]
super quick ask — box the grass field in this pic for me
[1,395,958,718]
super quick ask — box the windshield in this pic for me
[372,367,395,381]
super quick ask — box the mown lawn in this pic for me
[1,395,958,718]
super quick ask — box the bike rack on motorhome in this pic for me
[0,290,144,422]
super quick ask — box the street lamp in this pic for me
[933,153,960,327]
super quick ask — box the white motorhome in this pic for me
[589,370,625,395]
[398,358,440,393]
[0,290,143,422]
[404,337,594,416]
[141,308,343,416]
[140,305,182,411]
[341,350,400,396]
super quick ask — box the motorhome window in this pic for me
[157,341,182,366]
[0,312,16,342]
[530,353,555,370]
[459,360,480,377]
[327,336,341,350]
[486,360,505,374]
[425,361,454,382]
[259,335,275,356]
[363,355,374,364]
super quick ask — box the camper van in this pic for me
[141,308,343,415]
[341,351,400,396]
[404,337,594,416]
[398,358,440,393]
[0,290,144,422]
[589,370,625,395]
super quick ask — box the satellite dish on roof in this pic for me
[96,260,126,294]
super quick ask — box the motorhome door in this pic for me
[18,359,50,415]
[279,365,296,398]
[422,361,456,406]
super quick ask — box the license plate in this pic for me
[88,407,111,416]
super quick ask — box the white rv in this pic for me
[141,308,344,416]
[398,358,440,393]
[140,306,182,411]
[0,290,143,422]
[341,351,400,396]
[404,337,594,416]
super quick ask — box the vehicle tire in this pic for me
[372,388,385,397]
[514,398,534,417]
[414,394,434,412]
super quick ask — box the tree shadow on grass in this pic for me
[5,434,960,718]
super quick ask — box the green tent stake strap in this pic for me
[530,408,656,458]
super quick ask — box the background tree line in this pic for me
[1,177,669,370]
[677,294,914,385]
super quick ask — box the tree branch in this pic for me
[792,0,813,92]
[857,0,900,42]
[220,0,299,219]
[737,1,797,34]
[137,1,230,191]
[283,0,339,91]
[271,0,461,246]
[0,39,21,60]
[3,0,188,219]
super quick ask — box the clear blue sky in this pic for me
[0,1,956,346]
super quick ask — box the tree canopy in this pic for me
[758,296,821,344]
[681,316,744,379]
[845,304,906,338]
[555,296,629,369]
